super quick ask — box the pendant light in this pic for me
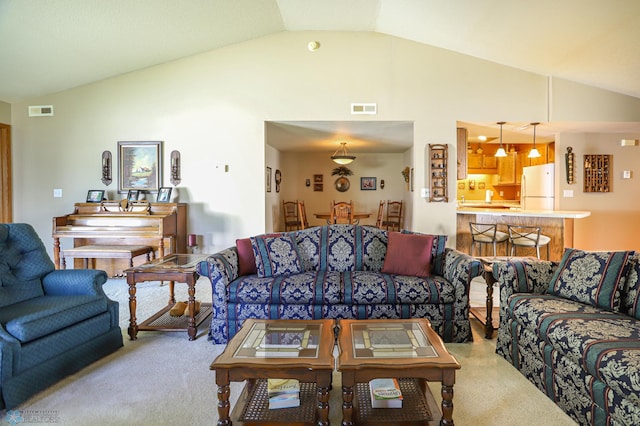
[331,142,356,165]
[528,122,541,158]
[494,122,507,157]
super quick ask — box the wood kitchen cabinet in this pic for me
[498,152,525,184]
[457,128,467,180]
[468,153,498,173]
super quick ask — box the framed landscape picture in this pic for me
[360,177,377,190]
[118,141,162,193]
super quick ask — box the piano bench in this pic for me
[61,245,154,275]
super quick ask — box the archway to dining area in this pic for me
[265,121,414,233]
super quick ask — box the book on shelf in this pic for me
[369,378,403,408]
[268,378,300,409]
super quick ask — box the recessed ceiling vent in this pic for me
[351,103,377,115]
[28,105,54,117]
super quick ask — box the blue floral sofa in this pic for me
[0,223,123,409]
[197,224,482,344]
[494,249,640,426]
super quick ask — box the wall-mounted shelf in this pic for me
[583,154,611,193]
[429,144,448,202]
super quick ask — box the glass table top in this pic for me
[135,253,207,270]
[233,322,323,359]
[349,322,437,359]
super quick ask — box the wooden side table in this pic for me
[210,319,335,426]
[470,256,526,338]
[125,253,209,341]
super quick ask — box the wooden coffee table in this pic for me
[210,319,335,426]
[125,253,209,341]
[337,319,461,426]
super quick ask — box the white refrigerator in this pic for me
[521,163,555,210]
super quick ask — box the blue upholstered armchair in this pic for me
[0,223,123,409]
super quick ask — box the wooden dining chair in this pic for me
[375,200,385,228]
[283,200,302,231]
[329,200,354,224]
[297,200,309,229]
[382,200,403,231]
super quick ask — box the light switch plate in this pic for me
[53,188,62,198]
[563,189,574,198]
[421,188,429,198]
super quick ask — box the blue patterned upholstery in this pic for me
[198,224,482,344]
[495,255,640,426]
[0,223,123,409]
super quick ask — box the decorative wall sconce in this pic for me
[380,179,385,189]
[170,150,181,186]
[101,150,112,186]
[565,147,575,184]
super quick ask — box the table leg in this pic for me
[441,378,455,425]
[216,371,231,426]
[168,280,176,305]
[483,265,496,338]
[341,372,354,426]
[126,274,138,340]
[187,279,197,341]
[317,373,331,426]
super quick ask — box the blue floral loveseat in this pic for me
[197,224,482,344]
[495,249,640,426]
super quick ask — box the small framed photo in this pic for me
[156,187,172,203]
[86,189,105,203]
[266,167,272,192]
[127,189,140,201]
[360,177,377,190]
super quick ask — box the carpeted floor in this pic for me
[1,277,577,425]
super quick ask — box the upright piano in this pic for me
[53,201,187,276]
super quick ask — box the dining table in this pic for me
[313,212,371,220]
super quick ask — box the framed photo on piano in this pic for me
[86,189,104,203]
[118,141,162,193]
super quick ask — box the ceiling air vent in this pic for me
[351,103,377,115]
[28,105,54,117]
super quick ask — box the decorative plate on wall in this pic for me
[335,177,350,192]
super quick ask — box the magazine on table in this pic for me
[369,378,403,408]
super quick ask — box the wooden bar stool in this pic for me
[507,225,551,259]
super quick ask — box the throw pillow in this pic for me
[381,232,434,278]
[251,234,302,278]
[236,238,257,276]
[548,248,635,311]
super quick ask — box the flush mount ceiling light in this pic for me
[331,142,356,165]
[528,122,541,158]
[494,122,507,157]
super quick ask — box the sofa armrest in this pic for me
[442,248,483,291]
[197,247,240,304]
[493,258,557,303]
[41,269,109,296]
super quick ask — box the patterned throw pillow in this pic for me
[381,232,434,278]
[251,234,302,278]
[548,248,634,311]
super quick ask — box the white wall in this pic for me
[9,31,640,255]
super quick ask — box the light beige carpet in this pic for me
[2,277,577,425]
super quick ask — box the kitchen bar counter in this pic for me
[457,207,591,261]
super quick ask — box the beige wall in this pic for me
[0,101,10,124]
[270,152,407,232]
[8,31,640,254]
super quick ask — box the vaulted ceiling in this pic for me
[2,0,639,150]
